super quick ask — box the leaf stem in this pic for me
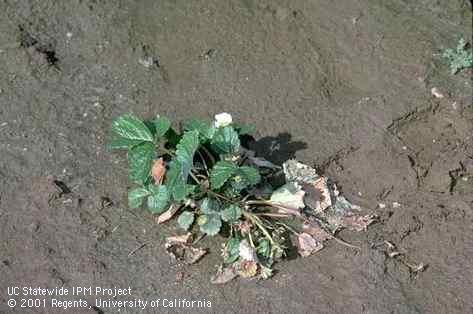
[245,200,301,217]
[201,145,216,165]
[242,211,275,245]
[196,150,210,176]
[206,189,234,203]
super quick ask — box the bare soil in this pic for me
[1,1,472,313]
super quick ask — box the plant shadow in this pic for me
[249,132,308,166]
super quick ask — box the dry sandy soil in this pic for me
[1,0,472,313]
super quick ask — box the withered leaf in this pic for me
[238,260,258,278]
[165,234,207,265]
[302,177,332,213]
[156,203,181,224]
[341,214,377,232]
[296,232,324,257]
[211,266,238,284]
[151,158,166,184]
[165,233,192,245]
[302,220,332,242]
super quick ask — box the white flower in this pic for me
[214,112,233,128]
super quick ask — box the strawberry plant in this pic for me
[109,113,375,283]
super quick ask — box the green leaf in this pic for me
[210,161,237,189]
[221,204,242,223]
[112,114,153,142]
[128,187,150,208]
[257,239,271,258]
[108,136,143,150]
[210,126,240,155]
[165,131,200,201]
[198,214,222,236]
[177,211,195,230]
[165,161,187,201]
[224,237,241,264]
[200,198,221,214]
[128,142,155,183]
[151,116,171,138]
[147,185,170,213]
[183,119,216,140]
[231,166,261,191]
[175,130,200,179]
[239,166,261,185]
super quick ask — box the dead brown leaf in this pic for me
[302,177,332,213]
[295,232,324,257]
[341,214,377,231]
[302,220,332,242]
[184,246,207,264]
[165,233,192,245]
[238,260,258,278]
[164,233,207,265]
[156,203,181,224]
[151,158,166,184]
[211,266,238,284]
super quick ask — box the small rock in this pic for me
[431,87,444,99]
[138,56,154,68]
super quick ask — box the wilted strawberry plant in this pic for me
[109,113,375,283]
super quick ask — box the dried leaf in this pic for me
[270,182,305,212]
[302,220,332,242]
[296,233,324,257]
[151,158,166,184]
[302,177,332,213]
[184,246,207,264]
[409,263,427,273]
[211,266,238,284]
[259,266,273,279]
[283,159,319,183]
[238,260,258,278]
[165,233,192,245]
[164,233,207,265]
[239,239,257,261]
[236,221,252,235]
[341,214,377,232]
[156,203,181,224]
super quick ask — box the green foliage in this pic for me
[128,187,150,208]
[198,213,222,236]
[210,161,238,189]
[178,211,195,230]
[128,142,155,183]
[221,204,242,223]
[150,116,171,138]
[442,38,473,74]
[224,237,240,264]
[112,114,154,142]
[211,126,240,155]
[231,166,260,191]
[147,185,170,213]
[183,119,216,141]
[110,113,299,282]
[165,130,200,201]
